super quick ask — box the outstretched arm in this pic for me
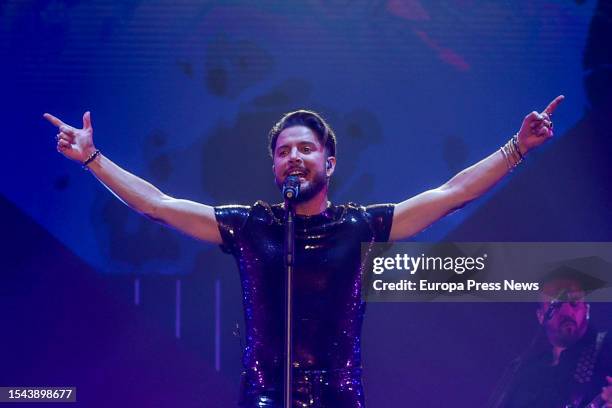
[389,95,564,241]
[44,112,222,244]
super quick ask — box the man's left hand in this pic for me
[516,95,564,155]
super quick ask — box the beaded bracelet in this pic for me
[82,149,100,170]
[511,134,524,160]
[500,134,524,171]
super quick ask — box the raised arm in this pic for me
[44,111,222,244]
[389,95,564,241]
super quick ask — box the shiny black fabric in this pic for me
[239,367,364,407]
[215,201,394,407]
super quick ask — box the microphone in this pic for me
[282,175,300,200]
[543,289,568,323]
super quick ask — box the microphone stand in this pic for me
[283,197,295,408]
[487,297,565,408]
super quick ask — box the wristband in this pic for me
[82,149,100,169]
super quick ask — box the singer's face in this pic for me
[537,279,589,348]
[273,125,333,203]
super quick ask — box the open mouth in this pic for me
[286,169,308,179]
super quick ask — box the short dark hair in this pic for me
[268,110,337,158]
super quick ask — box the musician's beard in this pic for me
[549,318,587,348]
[276,169,327,203]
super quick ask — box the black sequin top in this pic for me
[215,201,393,389]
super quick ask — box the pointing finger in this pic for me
[543,95,565,115]
[43,113,66,128]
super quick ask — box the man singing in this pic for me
[45,96,563,407]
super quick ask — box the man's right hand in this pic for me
[43,110,222,244]
[44,111,96,163]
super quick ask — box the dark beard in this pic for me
[276,170,327,203]
[556,331,581,348]
[551,319,582,347]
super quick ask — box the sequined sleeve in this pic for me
[214,204,251,254]
[364,203,395,242]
